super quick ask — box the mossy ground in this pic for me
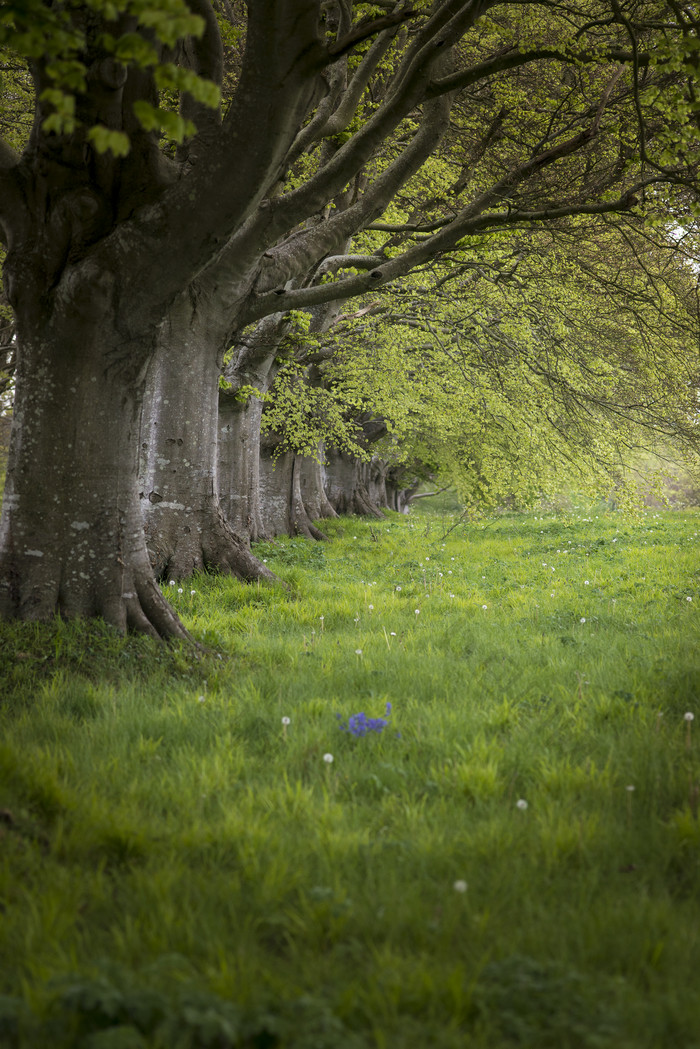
[0,502,699,1048]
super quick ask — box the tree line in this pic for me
[0,0,699,638]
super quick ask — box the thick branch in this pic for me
[179,0,224,163]
[328,8,417,58]
[117,0,327,325]
[0,139,25,245]
[250,75,454,295]
[427,45,650,98]
[237,0,490,260]
[314,254,385,278]
[241,191,644,324]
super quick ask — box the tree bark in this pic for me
[323,447,385,518]
[0,276,188,638]
[140,292,275,582]
[299,445,338,524]
[218,389,269,542]
[257,436,330,540]
[385,468,420,513]
[216,314,288,542]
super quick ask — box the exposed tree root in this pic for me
[145,502,278,584]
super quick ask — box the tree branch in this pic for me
[248,72,455,296]
[244,0,489,256]
[427,46,650,98]
[327,7,417,58]
[0,138,25,246]
[241,190,645,324]
[117,0,328,323]
[178,0,224,165]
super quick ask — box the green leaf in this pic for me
[113,32,159,67]
[153,63,221,108]
[87,125,131,157]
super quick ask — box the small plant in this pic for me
[336,702,392,737]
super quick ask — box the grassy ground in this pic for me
[0,502,699,1048]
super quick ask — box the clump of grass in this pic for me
[0,505,699,1047]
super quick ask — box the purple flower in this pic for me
[338,701,392,737]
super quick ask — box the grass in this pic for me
[0,502,699,1048]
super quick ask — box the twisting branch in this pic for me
[328,6,417,58]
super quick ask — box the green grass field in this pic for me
[1,503,699,1048]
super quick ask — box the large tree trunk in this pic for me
[0,287,188,639]
[217,315,289,543]
[140,292,275,583]
[258,436,330,540]
[323,446,386,518]
[217,314,337,543]
[299,445,338,523]
[218,390,269,541]
[385,468,420,513]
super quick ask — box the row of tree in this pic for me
[0,0,699,637]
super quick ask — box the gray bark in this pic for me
[324,447,385,518]
[257,437,331,541]
[139,292,274,582]
[218,390,268,542]
[217,314,288,541]
[299,446,338,523]
[0,274,187,638]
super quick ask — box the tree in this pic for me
[290,215,700,512]
[2,0,700,635]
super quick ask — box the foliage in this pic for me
[0,0,218,147]
[1,507,699,1047]
[272,216,700,508]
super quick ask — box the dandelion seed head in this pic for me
[282,716,291,726]
[177,588,183,594]
[355,649,363,656]
[516,799,528,810]
[453,880,468,893]
[685,712,695,722]
[580,617,586,624]
[323,753,334,764]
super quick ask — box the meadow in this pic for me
[0,501,699,1049]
